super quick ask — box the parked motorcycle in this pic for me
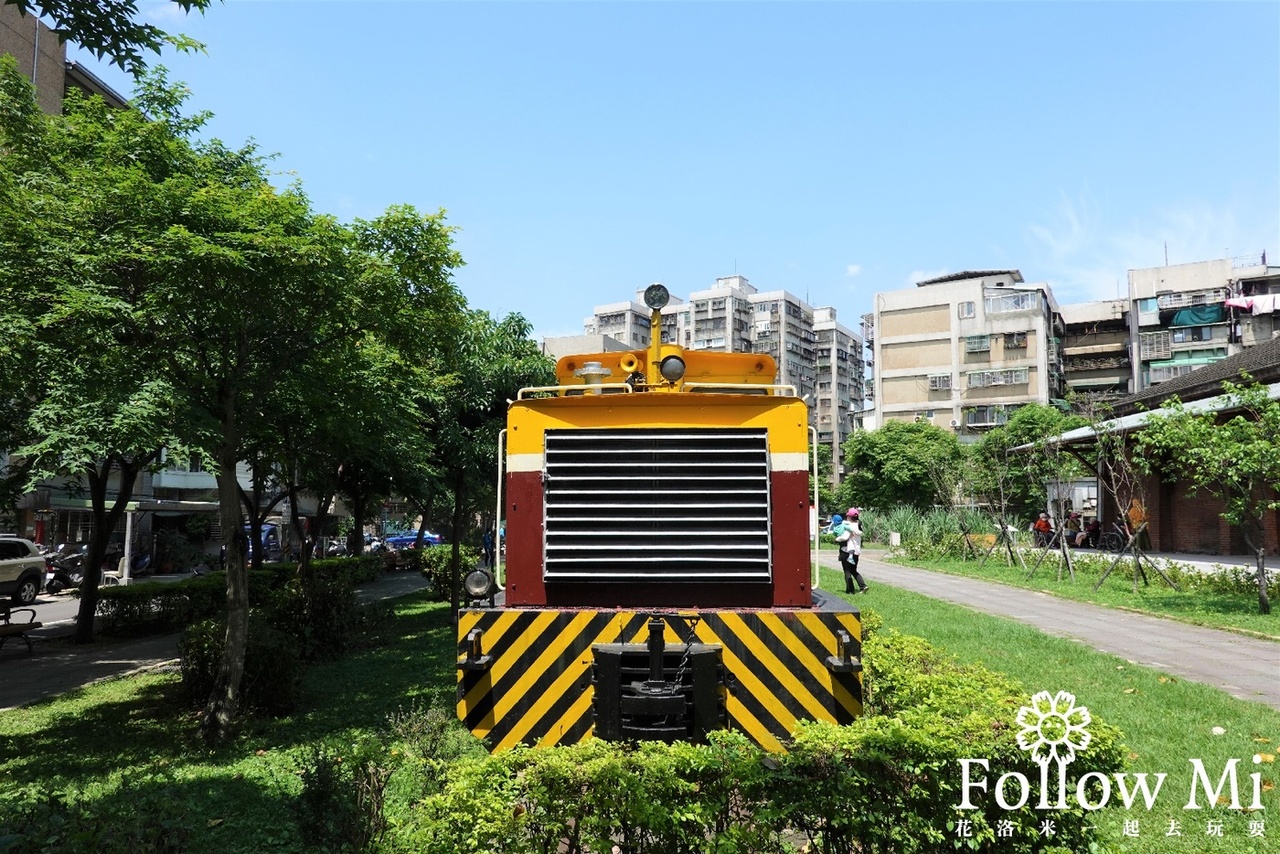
[44,544,85,594]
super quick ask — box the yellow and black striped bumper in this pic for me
[457,608,863,753]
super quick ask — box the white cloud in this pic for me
[845,263,862,278]
[1025,192,1277,305]
[140,0,194,27]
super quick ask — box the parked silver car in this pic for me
[0,536,46,606]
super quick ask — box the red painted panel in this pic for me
[770,470,813,607]
[505,471,546,605]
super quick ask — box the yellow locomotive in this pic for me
[457,284,862,752]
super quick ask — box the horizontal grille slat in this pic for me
[543,428,772,583]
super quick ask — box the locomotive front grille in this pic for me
[543,428,772,582]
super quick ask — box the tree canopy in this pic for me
[837,419,964,512]
[0,62,509,740]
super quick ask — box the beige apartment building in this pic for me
[1127,255,1278,391]
[867,255,1279,430]
[870,270,1063,434]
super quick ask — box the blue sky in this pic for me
[72,1,1279,341]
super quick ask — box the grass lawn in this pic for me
[4,569,1278,853]
[876,545,1280,640]
[0,592,462,853]
[819,565,1280,854]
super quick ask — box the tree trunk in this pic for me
[287,483,310,576]
[449,468,466,623]
[74,456,146,645]
[347,478,366,556]
[201,436,249,744]
[307,490,335,578]
[1242,527,1272,615]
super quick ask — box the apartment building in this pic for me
[1059,299,1130,400]
[870,270,1063,434]
[813,308,862,473]
[583,294,660,349]
[748,287,818,401]
[1127,255,1278,391]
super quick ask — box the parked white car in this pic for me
[0,536,47,605]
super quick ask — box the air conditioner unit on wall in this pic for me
[950,419,961,428]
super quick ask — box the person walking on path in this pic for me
[482,529,496,568]
[836,507,869,594]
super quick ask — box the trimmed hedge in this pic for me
[93,571,279,637]
[398,629,1125,853]
[92,556,388,637]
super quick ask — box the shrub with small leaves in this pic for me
[295,738,393,853]
[417,545,480,602]
[178,613,303,716]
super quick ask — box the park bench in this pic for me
[0,602,42,653]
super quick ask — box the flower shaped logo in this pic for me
[1016,690,1092,765]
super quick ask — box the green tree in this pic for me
[1134,378,1280,614]
[0,59,189,641]
[1,62,466,739]
[972,403,1086,520]
[428,310,553,619]
[837,420,963,512]
[4,0,214,74]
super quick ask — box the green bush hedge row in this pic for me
[91,555,390,637]
[395,626,1125,854]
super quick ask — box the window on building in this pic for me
[967,368,1029,388]
[928,374,952,391]
[1171,325,1214,344]
[1004,331,1028,349]
[1139,331,1171,360]
[958,301,975,319]
[965,405,1008,426]
[1149,363,1198,384]
[984,291,1038,314]
[965,335,991,353]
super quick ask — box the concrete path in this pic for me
[0,569,434,711]
[823,551,1280,711]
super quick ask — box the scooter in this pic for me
[44,562,82,594]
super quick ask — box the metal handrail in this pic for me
[683,382,798,396]
[809,426,820,592]
[494,429,506,586]
[517,384,634,399]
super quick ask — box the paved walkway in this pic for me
[820,550,1280,711]
[0,569,434,711]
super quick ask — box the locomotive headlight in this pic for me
[643,283,670,310]
[465,568,494,598]
[659,355,686,382]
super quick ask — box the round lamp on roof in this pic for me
[644,283,670,310]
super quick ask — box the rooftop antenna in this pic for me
[1164,241,1168,266]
